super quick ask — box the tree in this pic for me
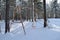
[34,0,43,20]
[14,0,26,34]
[5,0,10,33]
[0,13,1,20]
[34,0,37,21]
[51,0,59,18]
[0,13,1,33]
[43,0,47,27]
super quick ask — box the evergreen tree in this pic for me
[51,0,59,18]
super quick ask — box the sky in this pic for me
[17,0,60,4]
[46,0,60,4]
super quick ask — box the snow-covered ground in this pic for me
[0,18,60,40]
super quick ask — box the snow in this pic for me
[0,18,60,40]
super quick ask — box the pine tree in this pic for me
[51,0,59,18]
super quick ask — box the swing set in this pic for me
[11,1,26,35]
[3,0,47,34]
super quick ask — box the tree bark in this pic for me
[0,14,1,20]
[43,0,47,27]
[0,26,1,33]
[5,0,10,33]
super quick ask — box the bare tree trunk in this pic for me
[5,0,10,33]
[33,2,35,24]
[34,1,37,22]
[13,7,17,22]
[26,13,28,21]
[12,8,15,22]
[43,0,47,27]
[26,8,28,21]
[0,14,1,20]
[0,26,1,33]
[32,2,36,27]
[34,15,36,21]
[0,13,1,33]
[55,7,57,18]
